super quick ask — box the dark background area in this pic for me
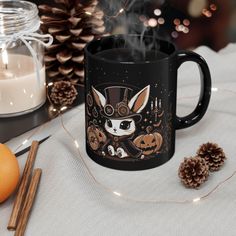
[31,0,236,51]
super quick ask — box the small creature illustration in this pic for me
[92,85,150,158]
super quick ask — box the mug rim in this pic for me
[84,34,177,65]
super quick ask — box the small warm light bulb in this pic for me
[119,8,124,14]
[60,106,68,111]
[2,47,8,69]
[174,18,181,26]
[202,9,212,18]
[157,17,165,25]
[148,18,158,27]
[210,4,217,11]
[22,139,28,145]
[113,191,122,197]
[154,9,161,16]
[47,82,53,87]
[183,27,189,34]
[183,19,190,26]
[85,11,92,16]
[74,140,79,149]
[177,24,185,32]
[193,197,201,203]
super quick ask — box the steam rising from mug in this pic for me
[102,0,165,60]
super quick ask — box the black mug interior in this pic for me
[86,35,176,63]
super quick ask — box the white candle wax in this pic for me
[0,54,46,116]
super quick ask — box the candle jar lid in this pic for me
[0,1,52,117]
[0,0,40,40]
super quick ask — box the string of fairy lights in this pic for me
[14,87,236,204]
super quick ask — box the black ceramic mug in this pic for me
[84,35,211,171]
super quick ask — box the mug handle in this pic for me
[175,51,212,130]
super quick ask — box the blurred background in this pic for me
[33,0,236,51]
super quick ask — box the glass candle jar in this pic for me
[0,0,52,117]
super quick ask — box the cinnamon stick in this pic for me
[8,141,39,231]
[15,169,42,236]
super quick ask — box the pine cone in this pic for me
[197,142,226,172]
[50,81,78,106]
[178,156,209,188]
[39,0,106,84]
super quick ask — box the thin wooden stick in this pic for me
[8,141,39,231]
[15,169,42,236]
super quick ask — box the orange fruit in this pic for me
[0,143,20,203]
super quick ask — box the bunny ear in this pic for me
[128,85,150,113]
[92,86,106,108]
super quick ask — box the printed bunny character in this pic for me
[92,85,150,158]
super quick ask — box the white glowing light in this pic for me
[177,24,185,32]
[22,139,28,145]
[212,87,218,92]
[2,46,8,68]
[113,191,122,197]
[85,11,92,16]
[206,12,212,18]
[183,27,189,34]
[60,106,68,111]
[119,8,124,14]
[148,18,158,27]
[157,17,165,25]
[193,197,201,203]
[74,140,79,149]
[154,9,161,16]
[53,108,57,112]
[10,102,13,106]
[47,82,53,87]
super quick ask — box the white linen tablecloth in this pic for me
[1,44,236,236]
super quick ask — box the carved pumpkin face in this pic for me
[134,132,163,156]
[87,126,107,151]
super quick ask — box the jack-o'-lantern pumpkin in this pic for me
[134,132,163,156]
[87,125,107,151]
